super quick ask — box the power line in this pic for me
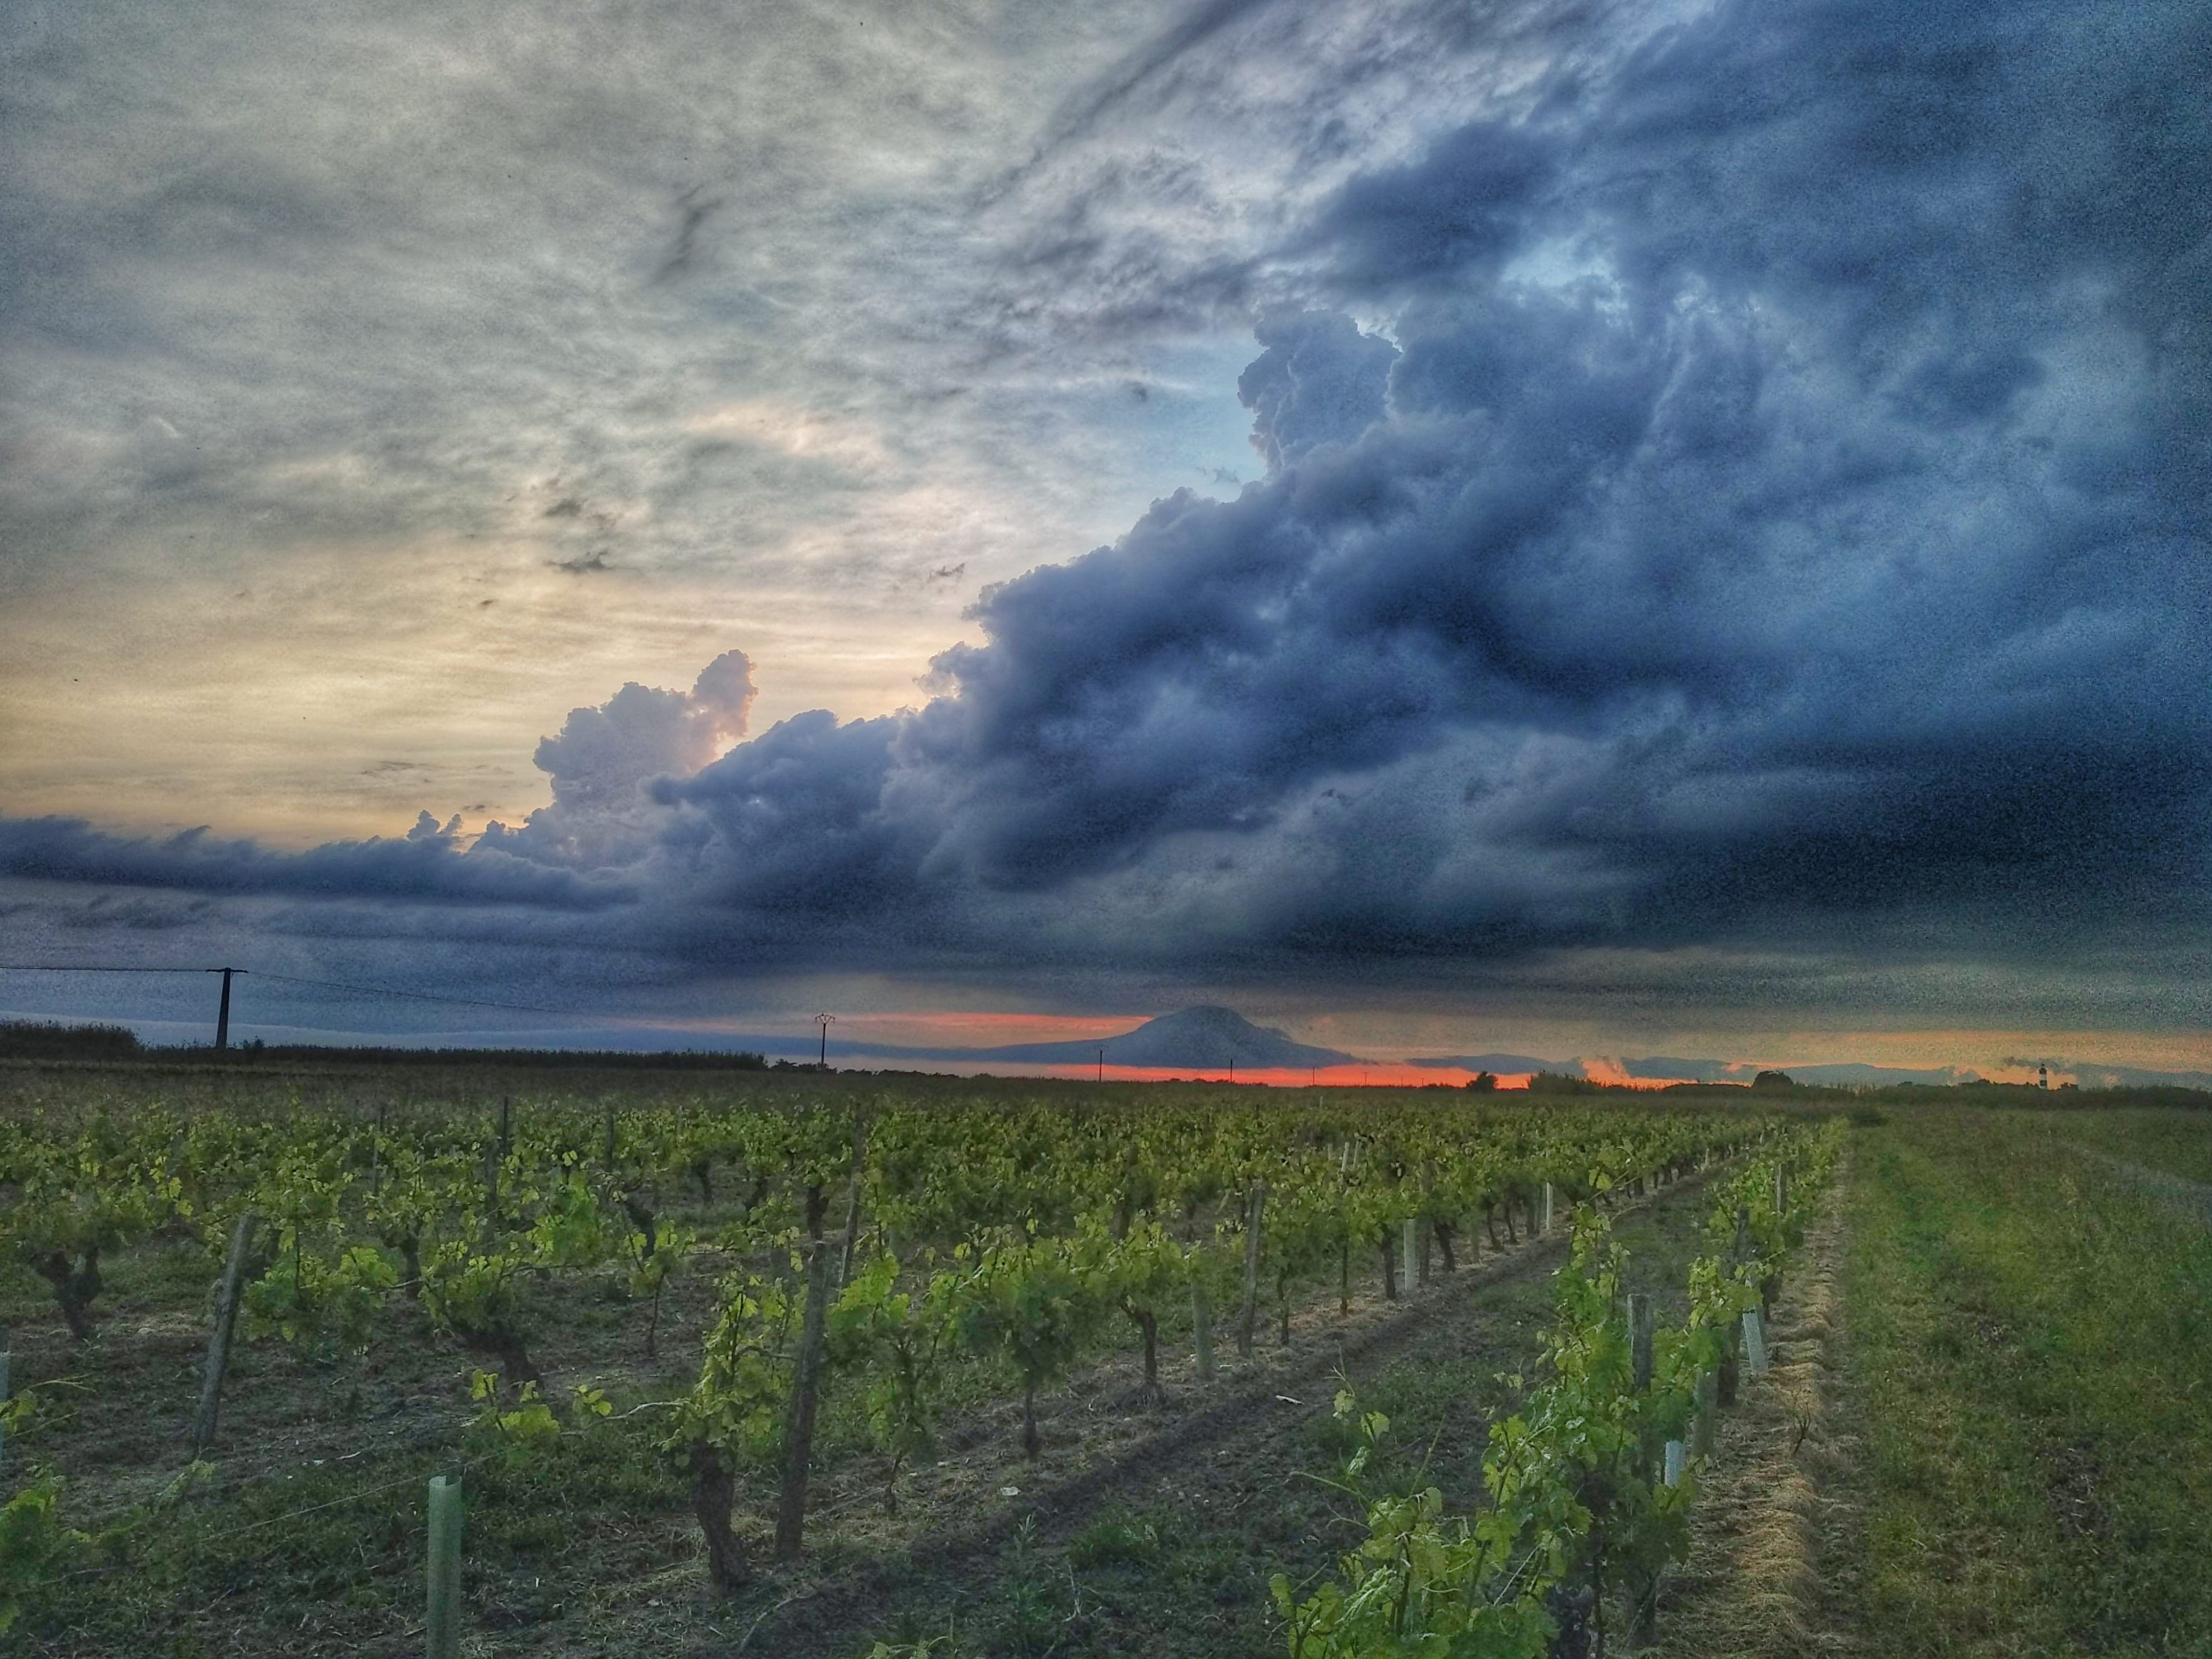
[0,963,216,973]
[1,962,583,1019]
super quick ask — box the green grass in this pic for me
[1839,1110,2212,1656]
[4,1388,698,1654]
[2035,1106,2212,1188]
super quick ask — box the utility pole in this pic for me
[815,1013,835,1070]
[206,967,244,1051]
[1097,1049,1104,1084]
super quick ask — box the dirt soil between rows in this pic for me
[1651,1154,1854,1659]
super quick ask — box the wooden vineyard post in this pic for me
[485,1099,510,1219]
[1192,1281,1216,1381]
[1629,1293,1655,1392]
[837,1114,870,1287]
[426,1473,463,1659]
[1339,1145,1355,1312]
[1238,1185,1267,1361]
[1742,1307,1769,1377]
[1541,1182,1556,1235]
[775,1239,834,1561]
[1,1339,9,1472]
[1628,1291,1657,1488]
[1692,1368,1717,1455]
[192,1211,260,1457]
[1664,1439,1686,1487]
[603,1102,617,1171]
[1401,1218,1419,1292]
[1418,1163,1436,1283]
[1629,1292,1660,1651]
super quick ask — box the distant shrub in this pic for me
[0,1021,142,1061]
[1527,1070,1610,1095]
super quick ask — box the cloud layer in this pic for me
[4,0,2208,1036]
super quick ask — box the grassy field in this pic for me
[1822,1107,2212,1656]
[2034,1105,2212,1188]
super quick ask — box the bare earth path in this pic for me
[1652,1155,1855,1659]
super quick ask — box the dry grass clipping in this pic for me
[1652,1157,1855,1658]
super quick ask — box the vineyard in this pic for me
[0,1062,1838,1655]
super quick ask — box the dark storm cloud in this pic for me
[58,894,216,932]
[1300,118,1556,288]
[655,712,912,915]
[631,0,2211,974]
[5,0,2207,1022]
[0,816,627,908]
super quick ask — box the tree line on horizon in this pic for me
[3,1019,2207,1111]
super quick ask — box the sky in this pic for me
[2,0,2208,1075]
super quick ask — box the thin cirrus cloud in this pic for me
[0,0,1267,837]
[1,0,2206,1040]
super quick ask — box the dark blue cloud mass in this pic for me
[0,814,628,909]
[4,0,2207,1022]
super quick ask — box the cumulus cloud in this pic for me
[475,651,756,868]
[533,651,756,814]
[1237,309,1398,469]
[4,0,2207,1031]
